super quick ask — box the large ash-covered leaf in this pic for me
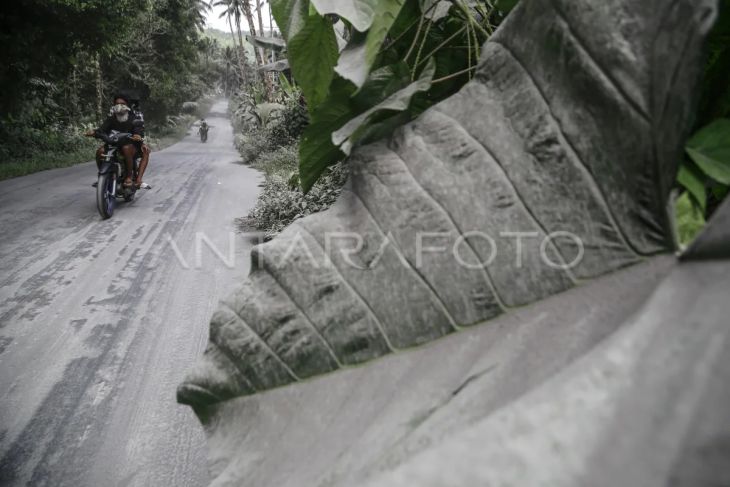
[180,1,718,459]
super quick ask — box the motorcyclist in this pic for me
[86,93,151,189]
[198,118,209,140]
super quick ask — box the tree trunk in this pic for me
[243,0,274,101]
[95,53,104,122]
[242,2,263,66]
[228,15,247,86]
[256,0,264,33]
[256,0,274,98]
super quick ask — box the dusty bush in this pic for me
[181,101,199,114]
[251,145,298,176]
[246,163,347,239]
[234,131,272,164]
[262,98,308,148]
[231,90,340,238]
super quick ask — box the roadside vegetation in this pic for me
[229,79,346,239]
[674,1,730,244]
[226,0,729,247]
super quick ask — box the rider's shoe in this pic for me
[92,181,98,188]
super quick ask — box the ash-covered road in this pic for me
[0,99,260,486]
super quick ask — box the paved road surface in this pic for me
[0,99,261,486]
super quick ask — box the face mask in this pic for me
[112,103,130,122]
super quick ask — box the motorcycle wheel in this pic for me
[96,173,115,219]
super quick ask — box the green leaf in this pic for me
[332,58,436,154]
[310,0,379,31]
[271,0,311,41]
[675,192,706,247]
[334,0,407,87]
[299,77,356,192]
[287,14,339,108]
[345,110,412,148]
[351,61,412,109]
[685,118,730,184]
[278,72,296,94]
[497,0,520,13]
[676,162,707,212]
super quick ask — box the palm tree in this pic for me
[215,0,272,98]
[256,0,266,58]
[188,0,212,31]
[215,0,266,65]
[199,37,219,69]
[214,0,248,84]
[222,46,238,94]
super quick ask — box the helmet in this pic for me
[112,90,141,110]
[112,92,131,105]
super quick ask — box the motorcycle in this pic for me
[94,131,144,219]
[199,125,209,143]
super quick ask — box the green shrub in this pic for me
[0,119,98,180]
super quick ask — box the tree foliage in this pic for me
[270,0,516,191]
[677,0,730,218]
[0,0,226,179]
[0,0,214,126]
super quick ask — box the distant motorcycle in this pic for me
[199,125,209,143]
[94,131,143,219]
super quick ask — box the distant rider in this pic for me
[85,93,151,189]
[198,118,209,140]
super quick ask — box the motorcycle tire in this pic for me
[96,173,115,219]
